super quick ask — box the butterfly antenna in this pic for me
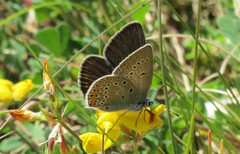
[135,109,143,128]
[170,109,180,117]
[108,111,128,132]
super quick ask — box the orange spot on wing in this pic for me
[93,89,99,92]
[90,99,96,106]
[90,94,97,99]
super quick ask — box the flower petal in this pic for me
[119,105,165,132]
[80,124,120,154]
[80,115,121,153]
[0,85,13,103]
[12,79,34,99]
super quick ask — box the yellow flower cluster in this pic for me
[79,105,165,153]
[0,79,34,103]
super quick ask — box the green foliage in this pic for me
[0,0,240,153]
[34,23,70,56]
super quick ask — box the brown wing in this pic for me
[104,21,146,68]
[78,55,113,95]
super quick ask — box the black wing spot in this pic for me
[132,65,137,69]
[129,88,133,93]
[137,61,141,65]
[114,82,119,85]
[140,72,146,77]
[146,58,149,62]
[122,80,127,85]
[129,71,134,75]
[105,106,110,110]
[121,96,125,99]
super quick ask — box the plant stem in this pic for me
[157,0,177,153]
[58,120,82,143]
[133,139,139,154]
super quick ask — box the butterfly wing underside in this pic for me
[113,44,153,100]
[85,75,142,111]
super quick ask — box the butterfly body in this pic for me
[78,22,154,112]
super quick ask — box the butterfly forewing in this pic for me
[78,56,113,95]
[85,75,142,111]
[104,22,146,68]
[112,44,153,100]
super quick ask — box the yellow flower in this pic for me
[12,79,34,99]
[0,79,34,103]
[79,112,120,153]
[0,79,13,103]
[79,105,165,153]
[119,105,165,132]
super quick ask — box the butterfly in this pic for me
[78,21,153,112]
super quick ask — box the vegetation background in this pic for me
[0,0,240,153]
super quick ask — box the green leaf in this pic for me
[34,28,62,55]
[58,23,70,51]
[130,1,150,24]
[22,122,45,141]
[0,136,23,152]
[35,8,52,22]
[217,13,240,44]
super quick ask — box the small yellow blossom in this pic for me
[12,79,34,99]
[0,79,13,102]
[119,105,165,132]
[0,79,34,103]
[79,105,165,153]
[79,113,120,153]
[9,109,42,122]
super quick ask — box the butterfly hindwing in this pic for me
[85,75,143,111]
